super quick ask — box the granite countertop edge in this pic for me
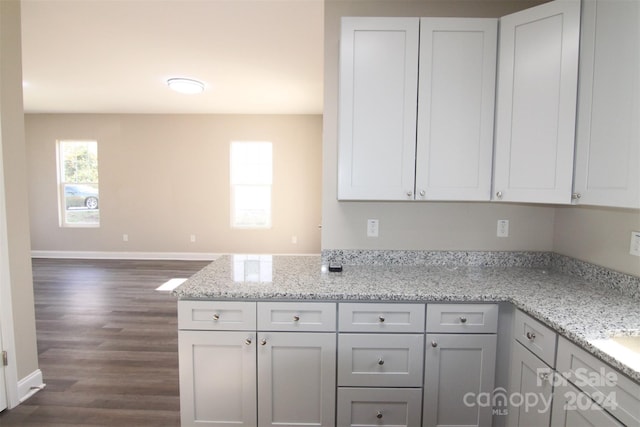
[173,255,640,383]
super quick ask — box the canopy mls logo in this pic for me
[464,368,620,416]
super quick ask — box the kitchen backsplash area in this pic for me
[321,250,640,300]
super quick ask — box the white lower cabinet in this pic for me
[507,341,554,427]
[178,301,336,427]
[257,332,336,426]
[423,334,497,427]
[178,330,257,426]
[550,381,623,427]
[337,387,423,427]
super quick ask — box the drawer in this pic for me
[339,303,425,333]
[426,303,498,333]
[556,336,640,427]
[337,387,422,427]
[338,334,424,387]
[178,300,256,331]
[513,309,557,367]
[257,302,336,331]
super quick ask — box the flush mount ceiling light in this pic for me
[166,78,205,94]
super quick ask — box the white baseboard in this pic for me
[31,250,221,261]
[17,369,45,405]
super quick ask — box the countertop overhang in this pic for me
[173,254,640,382]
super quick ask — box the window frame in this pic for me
[56,140,100,228]
[230,141,273,229]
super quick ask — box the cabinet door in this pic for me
[257,332,336,426]
[507,341,553,427]
[178,331,257,426]
[423,334,497,427]
[573,0,640,208]
[338,17,419,200]
[416,18,497,201]
[550,381,624,427]
[494,0,580,204]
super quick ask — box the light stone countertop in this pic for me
[173,254,640,382]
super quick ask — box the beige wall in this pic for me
[26,114,322,255]
[554,206,640,276]
[321,0,557,252]
[0,0,39,380]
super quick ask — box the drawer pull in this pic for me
[378,358,384,366]
[460,316,467,323]
[378,315,385,323]
[244,338,252,345]
[431,341,438,348]
[212,313,220,321]
[526,332,536,341]
[539,372,549,381]
[260,339,267,346]
[376,411,383,419]
[293,315,300,322]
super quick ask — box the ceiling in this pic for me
[20,0,324,114]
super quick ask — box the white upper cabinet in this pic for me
[493,0,581,204]
[416,18,497,201]
[572,0,640,208]
[338,17,419,200]
[338,17,497,201]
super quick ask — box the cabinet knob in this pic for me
[460,316,467,324]
[378,358,384,366]
[244,338,252,345]
[378,315,385,323]
[293,315,300,322]
[419,190,426,197]
[212,313,220,321]
[376,411,383,419]
[539,372,549,381]
[260,339,267,346]
[431,341,438,348]
[526,332,536,341]
[406,191,413,197]
[572,193,581,200]
[496,191,503,199]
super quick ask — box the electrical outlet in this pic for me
[123,234,128,242]
[367,219,379,237]
[630,231,640,257]
[190,234,196,243]
[497,220,509,237]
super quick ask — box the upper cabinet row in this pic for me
[337,0,639,208]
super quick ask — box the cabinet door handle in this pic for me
[526,332,536,341]
[419,190,426,197]
[496,191,503,199]
[212,313,220,321]
[539,372,549,381]
[406,191,413,197]
[378,315,385,323]
[293,315,300,322]
[260,339,267,346]
[244,338,252,345]
[572,193,581,200]
[378,358,384,366]
[460,316,467,323]
[431,341,438,348]
[376,411,383,419]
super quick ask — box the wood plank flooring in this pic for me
[0,258,211,426]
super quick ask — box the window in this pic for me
[57,140,99,227]
[230,141,272,228]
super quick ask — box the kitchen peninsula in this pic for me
[174,253,640,427]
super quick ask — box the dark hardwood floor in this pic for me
[0,258,211,426]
